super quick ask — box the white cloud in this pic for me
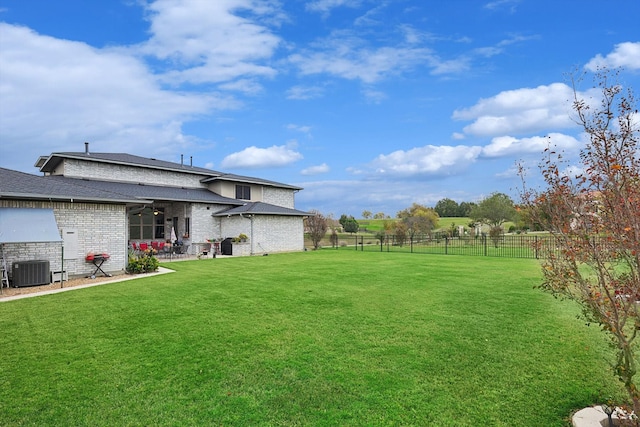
[452,83,576,137]
[585,42,640,71]
[286,85,325,100]
[286,29,472,83]
[0,23,230,172]
[286,124,313,136]
[482,133,580,158]
[218,79,264,94]
[139,0,283,85]
[561,165,585,179]
[370,144,482,177]
[289,43,433,84]
[220,144,303,168]
[301,163,330,175]
[474,35,539,58]
[362,88,387,103]
[484,0,521,12]
[305,0,362,14]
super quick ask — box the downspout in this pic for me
[239,213,254,255]
[250,215,255,256]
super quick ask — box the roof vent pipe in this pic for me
[181,154,184,166]
[190,156,193,167]
[84,142,90,155]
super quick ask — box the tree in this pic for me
[520,69,640,413]
[394,221,408,246]
[305,210,328,250]
[470,193,516,229]
[339,214,359,233]
[457,201,475,217]
[343,217,359,234]
[434,198,459,217]
[362,210,372,219]
[373,212,386,219]
[396,203,439,237]
[329,228,339,248]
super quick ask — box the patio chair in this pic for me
[161,243,172,258]
[174,243,188,258]
[139,242,149,252]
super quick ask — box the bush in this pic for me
[489,226,503,248]
[127,250,159,273]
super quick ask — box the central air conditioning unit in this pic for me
[12,260,50,287]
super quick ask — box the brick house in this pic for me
[0,144,309,283]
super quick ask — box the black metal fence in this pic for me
[344,234,562,259]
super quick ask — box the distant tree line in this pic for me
[306,193,521,249]
[433,198,476,217]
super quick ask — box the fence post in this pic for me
[445,236,448,255]
[535,235,538,259]
[483,234,488,256]
[410,236,413,253]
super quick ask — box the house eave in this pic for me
[0,193,146,204]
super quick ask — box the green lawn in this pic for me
[0,251,627,426]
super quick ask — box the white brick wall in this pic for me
[58,158,300,209]
[1,200,127,280]
[263,187,295,208]
[252,216,304,253]
[62,159,205,187]
[220,215,304,255]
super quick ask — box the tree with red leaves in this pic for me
[521,68,640,413]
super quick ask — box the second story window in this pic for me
[236,184,251,200]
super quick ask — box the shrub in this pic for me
[489,226,503,248]
[127,250,159,274]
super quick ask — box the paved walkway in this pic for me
[0,266,175,302]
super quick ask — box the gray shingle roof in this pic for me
[213,202,310,217]
[0,167,145,203]
[48,176,243,205]
[39,152,223,177]
[39,152,302,191]
[200,173,302,190]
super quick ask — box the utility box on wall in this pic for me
[62,228,79,260]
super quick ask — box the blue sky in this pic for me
[1,0,639,217]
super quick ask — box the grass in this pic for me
[0,251,628,426]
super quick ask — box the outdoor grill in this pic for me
[85,253,111,279]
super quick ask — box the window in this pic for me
[236,184,251,200]
[129,207,164,240]
[154,209,165,239]
[185,217,190,237]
